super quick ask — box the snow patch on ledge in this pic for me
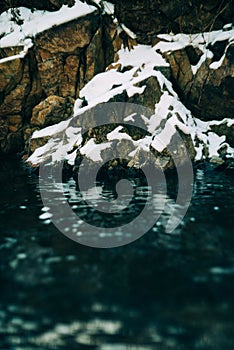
[78,44,169,109]
[117,44,169,69]
[80,138,112,162]
[156,27,234,75]
[0,38,33,64]
[0,0,96,62]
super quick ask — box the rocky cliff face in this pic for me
[0,0,233,170]
[111,0,233,43]
[0,7,120,153]
[162,37,234,120]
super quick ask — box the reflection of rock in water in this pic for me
[0,158,234,348]
[72,159,149,228]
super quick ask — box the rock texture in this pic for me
[110,0,233,44]
[0,0,75,15]
[164,42,234,120]
[26,44,198,172]
[0,12,120,154]
[0,1,233,163]
[30,95,74,127]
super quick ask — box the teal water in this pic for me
[0,156,234,349]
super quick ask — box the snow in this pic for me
[79,138,112,162]
[66,150,78,165]
[107,126,132,141]
[0,0,97,64]
[28,123,82,165]
[27,139,56,164]
[209,119,232,127]
[77,45,170,115]
[209,55,225,69]
[191,51,213,75]
[206,133,226,157]
[117,44,169,68]
[157,28,234,52]
[120,24,137,40]
[0,0,119,52]
[156,28,234,75]
[223,23,232,31]
[149,93,190,152]
[102,2,115,16]
[31,119,71,139]
[193,118,234,160]
[25,24,234,166]
[0,38,33,64]
[124,114,137,122]
[127,85,146,98]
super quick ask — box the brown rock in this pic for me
[7,115,22,132]
[0,119,8,139]
[6,130,24,153]
[36,55,64,96]
[0,116,24,153]
[128,76,163,110]
[0,57,23,96]
[0,12,118,154]
[189,43,234,120]
[35,15,99,54]
[165,49,193,96]
[24,52,44,119]
[30,95,74,127]
[34,13,104,97]
[163,42,234,120]
[28,136,51,154]
[85,27,105,83]
[0,0,69,14]
[60,55,80,98]
[0,58,31,116]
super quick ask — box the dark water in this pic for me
[0,157,234,350]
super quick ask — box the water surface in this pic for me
[0,156,234,349]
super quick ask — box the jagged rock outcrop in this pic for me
[34,13,104,98]
[30,95,74,127]
[0,10,120,154]
[26,44,197,172]
[163,41,234,120]
[0,1,233,165]
[26,39,233,171]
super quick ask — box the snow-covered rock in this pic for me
[0,1,121,154]
[0,1,233,166]
[27,43,234,171]
[156,28,234,120]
